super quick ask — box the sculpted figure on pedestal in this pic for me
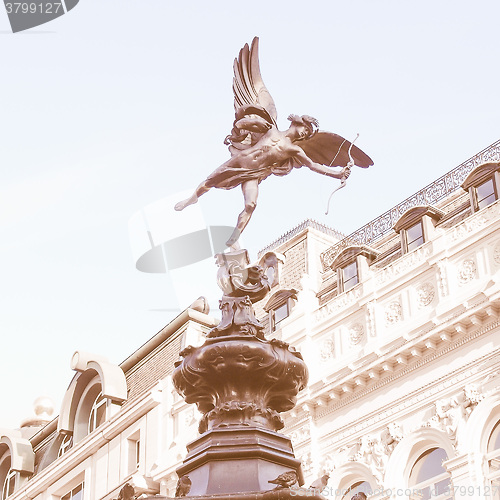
[175,37,373,247]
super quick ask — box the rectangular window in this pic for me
[405,221,424,252]
[340,261,358,292]
[61,483,84,500]
[271,302,289,331]
[127,437,140,473]
[476,178,497,210]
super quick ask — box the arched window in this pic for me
[57,434,73,458]
[486,420,500,498]
[0,454,11,500]
[341,480,371,499]
[1,470,15,500]
[408,447,452,499]
[0,433,34,499]
[88,393,106,434]
[58,352,127,444]
[74,380,107,442]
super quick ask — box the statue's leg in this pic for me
[174,182,211,211]
[226,180,258,246]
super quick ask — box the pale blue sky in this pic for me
[1,1,499,427]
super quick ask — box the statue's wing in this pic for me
[233,37,278,125]
[300,132,374,168]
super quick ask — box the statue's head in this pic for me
[287,114,319,140]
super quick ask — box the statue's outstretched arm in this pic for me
[294,149,346,179]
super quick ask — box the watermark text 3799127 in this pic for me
[3,0,79,32]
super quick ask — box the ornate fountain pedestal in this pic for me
[171,249,309,496]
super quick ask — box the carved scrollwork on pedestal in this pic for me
[173,337,308,433]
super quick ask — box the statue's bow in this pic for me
[325,133,359,216]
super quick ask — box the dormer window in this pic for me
[57,434,73,458]
[88,393,106,434]
[58,352,127,444]
[394,206,444,255]
[404,221,424,252]
[461,162,500,212]
[475,178,497,210]
[272,302,289,330]
[340,261,358,292]
[264,289,297,332]
[330,245,378,294]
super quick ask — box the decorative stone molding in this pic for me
[291,426,311,446]
[314,286,362,322]
[367,302,377,337]
[423,384,485,451]
[300,451,313,474]
[58,351,128,435]
[320,326,500,444]
[375,246,430,286]
[329,462,380,496]
[460,388,500,454]
[415,282,435,308]
[448,199,500,244]
[385,301,402,326]
[436,260,449,297]
[349,323,365,346]
[384,427,455,493]
[380,422,404,455]
[494,242,500,265]
[352,435,387,484]
[458,259,477,285]
[0,430,34,474]
[320,336,335,361]
[329,424,403,486]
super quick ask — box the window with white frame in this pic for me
[73,379,108,442]
[394,206,444,255]
[88,392,106,434]
[57,434,73,458]
[61,482,84,500]
[475,178,497,210]
[264,289,297,332]
[408,447,452,500]
[461,162,500,213]
[271,301,289,331]
[404,220,425,252]
[331,245,378,295]
[339,261,359,292]
[1,470,15,500]
[127,433,141,474]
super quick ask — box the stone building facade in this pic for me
[1,139,500,500]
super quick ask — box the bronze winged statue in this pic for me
[175,37,373,247]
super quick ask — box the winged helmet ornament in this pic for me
[175,37,373,246]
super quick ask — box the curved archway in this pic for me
[0,431,35,500]
[330,462,379,500]
[58,351,127,442]
[385,427,454,493]
[461,389,500,454]
[461,389,500,493]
